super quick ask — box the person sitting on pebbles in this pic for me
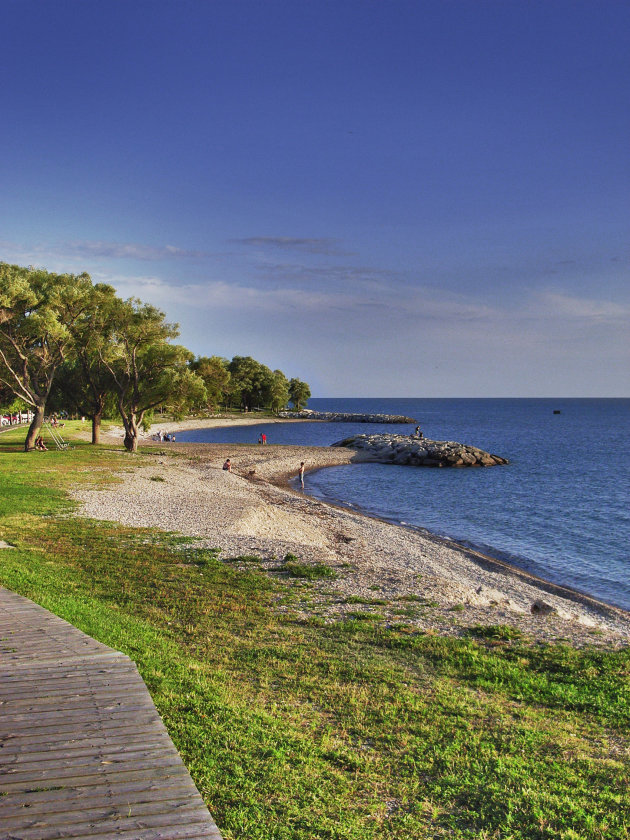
[222,458,232,472]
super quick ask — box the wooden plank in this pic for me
[1,701,164,728]
[2,808,221,840]
[1,744,189,776]
[65,827,221,840]
[0,755,190,789]
[14,820,223,840]
[0,712,164,741]
[0,587,222,839]
[0,652,136,669]
[0,729,169,756]
[0,667,141,691]
[0,655,139,674]
[0,737,172,765]
[0,666,142,687]
[0,685,151,709]
[0,795,213,826]
[0,775,206,815]
[1,743,188,776]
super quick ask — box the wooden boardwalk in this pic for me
[0,587,223,839]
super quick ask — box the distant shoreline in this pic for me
[146,414,313,436]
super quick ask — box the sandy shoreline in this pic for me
[75,418,630,647]
[146,414,312,435]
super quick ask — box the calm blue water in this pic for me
[177,399,630,611]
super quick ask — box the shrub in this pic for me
[284,561,338,580]
[468,624,524,641]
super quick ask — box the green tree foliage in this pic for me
[289,378,311,411]
[100,299,205,451]
[164,368,207,421]
[269,369,290,413]
[0,382,14,409]
[0,395,29,418]
[0,262,94,450]
[228,356,274,410]
[49,284,121,444]
[190,356,231,412]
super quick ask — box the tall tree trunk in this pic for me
[91,410,102,445]
[117,396,139,453]
[24,404,45,451]
[122,414,139,452]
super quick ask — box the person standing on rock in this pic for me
[298,461,305,488]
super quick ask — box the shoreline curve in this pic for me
[90,419,629,643]
[282,460,630,623]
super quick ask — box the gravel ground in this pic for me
[70,429,630,648]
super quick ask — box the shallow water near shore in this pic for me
[177,398,630,611]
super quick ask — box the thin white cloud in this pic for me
[538,291,630,322]
[102,273,353,313]
[257,261,402,289]
[232,237,353,256]
[0,239,210,264]
[104,271,502,325]
[64,241,208,260]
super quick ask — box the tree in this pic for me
[164,368,207,420]
[0,395,29,420]
[269,369,290,413]
[0,262,94,450]
[101,299,203,452]
[190,356,230,412]
[289,378,311,411]
[228,356,274,410]
[0,381,13,410]
[49,283,121,444]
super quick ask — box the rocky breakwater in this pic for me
[278,410,415,424]
[332,433,509,467]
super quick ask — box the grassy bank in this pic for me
[0,428,628,840]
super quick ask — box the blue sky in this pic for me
[1,0,628,396]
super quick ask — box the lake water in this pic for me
[177,398,630,611]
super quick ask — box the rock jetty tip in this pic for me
[332,433,508,467]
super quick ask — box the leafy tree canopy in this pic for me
[190,356,231,412]
[0,262,94,449]
[228,356,274,410]
[101,299,204,451]
[289,378,311,411]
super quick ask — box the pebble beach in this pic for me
[73,416,630,648]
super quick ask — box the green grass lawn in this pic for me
[0,426,628,839]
